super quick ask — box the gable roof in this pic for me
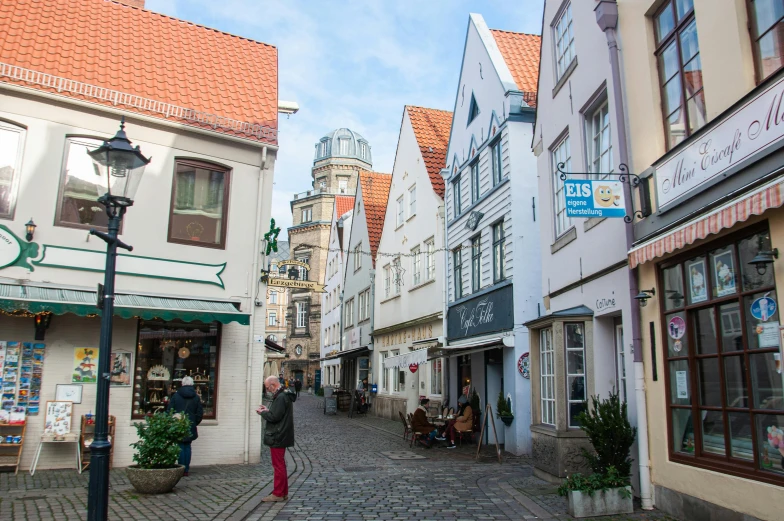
[406,106,452,199]
[357,171,392,267]
[0,0,278,143]
[335,196,356,219]
[490,29,541,107]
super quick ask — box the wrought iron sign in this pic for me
[466,210,484,231]
[557,162,644,223]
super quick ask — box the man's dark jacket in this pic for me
[168,385,203,443]
[411,407,436,434]
[261,388,296,448]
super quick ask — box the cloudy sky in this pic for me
[146,0,544,230]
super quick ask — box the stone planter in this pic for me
[567,486,633,518]
[126,465,185,494]
[499,415,514,427]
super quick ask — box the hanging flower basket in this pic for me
[499,415,514,427]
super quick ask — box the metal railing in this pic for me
[293,187,355,200]
[0,61,277,143]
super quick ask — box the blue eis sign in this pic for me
[564,180,627,218]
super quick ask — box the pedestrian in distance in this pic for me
[294,378,302,397]
[167,375,203,476]
[256,375,297,502]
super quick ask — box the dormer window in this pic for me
[339,138,349,156]
[359,143,367,159]
[320,141,327,157]
[467,94,480,126]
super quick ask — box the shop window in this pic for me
[168,159,230,249]
[133,320,220,419]
[395,354,405,393]
[0,120,25,220]
[540,328,555,426]
[566,323,586,427]
[430,358,442,395]
[749,0,784,81]
[654,0,705,150]
[661,227,784,482]
[382,352,390,391]
[56,137,116,230]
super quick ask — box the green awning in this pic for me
[0,284,249,325]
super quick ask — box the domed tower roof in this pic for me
[314,128,372,166]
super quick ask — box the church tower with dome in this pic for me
[283,128,372,385]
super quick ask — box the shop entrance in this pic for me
[293,370,304,385]
[456,354,471,399]
[485,347,504,445]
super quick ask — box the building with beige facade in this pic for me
[618,0,784,519]
[284,129,370,387]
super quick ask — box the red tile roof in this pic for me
[357,171,392,267]
[334,195,355,219]
[406,106,452,199]
[490,29,541,107]
[0,0,278,143]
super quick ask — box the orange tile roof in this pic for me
[406,106,452,199]
[334,195,355,218]
[357,171,392,267]
[0,0,278,143]
[490,29,541,107]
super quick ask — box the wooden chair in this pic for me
[448,407,455,416]
[399,411,411,441]
[407,413,425,448]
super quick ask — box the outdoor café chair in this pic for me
[399,411,411,441]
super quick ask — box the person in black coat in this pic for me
[168,376,203,476]
[256,375,296,502]
[294,379,302,397]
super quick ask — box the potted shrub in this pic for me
[496,390,514,426]
[557,391,636,518]
[126,411,192,494]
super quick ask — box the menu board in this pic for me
[0,341,45,415]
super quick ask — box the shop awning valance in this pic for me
[383,348,428,369]
[629,175,784,268]
[0,283,249,325]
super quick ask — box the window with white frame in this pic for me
[552,136,572,237]
[384,264,391,298]
[566,323,587,427]
[0,121,25,219]
[430,359,442,395]
[453,176,462,216]
[382,352,390,390]
[425,239,435,280]
[268,311,277,326]
[296,302,307,328]
[339,179,348,194]
[354,243,362,271]
[540,329,555,425]
[470,162,480,203]
[270,290,278,304]
[493,221,506,282]
[345,298,354,326]
[554,2,575,80]
[297,256,310,281]
[393,350,404,392]
[397,196,404,227]
[586,100,612,178]
[491,139,503,186]
[339,138,349,155]
[409,185,417,217]
[301,206,313,223]
[358,289,370,321]
[324,329,329,347]
[412,246,421,285]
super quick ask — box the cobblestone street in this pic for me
[0,395,678,521]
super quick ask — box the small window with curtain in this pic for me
[168,159,230,248]
[750,0,784,81]
[0,120,25,220]
[56,137,114,230]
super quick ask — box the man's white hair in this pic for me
[182,376,194,386]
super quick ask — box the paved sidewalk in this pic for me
[0,394,679,521]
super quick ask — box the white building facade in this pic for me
[441,14,542,455]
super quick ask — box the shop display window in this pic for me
[132,320,220,419]
[659,226,784,484]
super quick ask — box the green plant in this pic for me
[130,412,192,469]
[316,387,324,397]
[470,387,480,412]
[496,390,513,417]
[576,391,636,478]
[557,466,631,497]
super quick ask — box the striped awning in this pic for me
[383,348,429,369]
[629,176,784,268]
[0,283,249,325]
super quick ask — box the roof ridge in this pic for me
[406,105,453,113]
[105,0,277,49]
[489,28,541,38]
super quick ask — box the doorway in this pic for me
[456,355,472,400]
[485,348,504,445]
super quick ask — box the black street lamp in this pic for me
[86,117,150,521]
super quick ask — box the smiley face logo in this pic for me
[594,185,620,208]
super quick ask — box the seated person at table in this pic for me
[411,398,445,447]
[442,396,473,449]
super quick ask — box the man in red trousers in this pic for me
[256,375,296,502]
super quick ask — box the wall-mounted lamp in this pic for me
[748,235,779,276]
[634,288,656,307]
[25,218,36,242]
[34,312,52,340]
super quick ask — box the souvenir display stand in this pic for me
[79,414,115,472]
[0,421,26,475]
[30,401,80,476]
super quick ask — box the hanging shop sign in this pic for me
[564,180,627,218]
[517,352,530,379]
[409,364,418,374]
[266,278,326,293]
[447,284,513,340]
[655,73,784,209]
[278,260,310,270]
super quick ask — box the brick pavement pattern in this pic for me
[0,394,678,521]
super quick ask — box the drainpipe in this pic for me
[369,268,376,390]
[243,145,268,465]
[438,202,449,405]
[596,1,653,509]
[338,290,344,385]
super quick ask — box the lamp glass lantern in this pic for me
[87,117,151,206]
[25,219,36,242]
[748,235,778,276]
[635,288,656,307]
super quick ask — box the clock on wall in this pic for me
[295,345,303,356]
